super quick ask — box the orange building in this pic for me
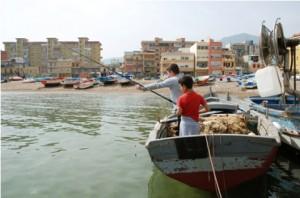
[208,39,224,75]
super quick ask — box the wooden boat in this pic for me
[97,76,117,85]
[145,106,280,192]
[41,78,62,87]
[22,78,35,83]
[194,76,209,86]
[242,78,257,89]
[250,95,299,105]
[1,79,8,83]
[61,77,80,88]
[73,79,95,89]
[9,76,23,81]
[250,96,300,151]
[118,78,134,86]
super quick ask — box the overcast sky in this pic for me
[1,0,299,58]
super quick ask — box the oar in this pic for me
[60,44,176,105]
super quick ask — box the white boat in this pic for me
[9,76,23,81]
[73,79,95,89]
[22,78,35,83]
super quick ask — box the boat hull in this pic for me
[41,80,62,87]
[73,81,94,89]
[146,125,280,191]
[166,147,277,191]
[279,132,300,151]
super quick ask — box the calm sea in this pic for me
[1,92,300,198]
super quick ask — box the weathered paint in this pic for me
[145,111,281,191]
[279,133,300,150]
[168,147,277,191]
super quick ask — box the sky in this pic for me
[1,0,300,59]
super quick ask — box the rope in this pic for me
[204,134,223,198]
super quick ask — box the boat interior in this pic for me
[157,112,260,139]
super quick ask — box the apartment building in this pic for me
[190,41,209,76]
[208,39,223,75]
[142,51,156,77]
[122,51,144,76]
[223,48,236,75]
[141,37,196,75]
[2,37,102,77]
[160,52,195,75]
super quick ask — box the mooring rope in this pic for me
[204,134,223,198]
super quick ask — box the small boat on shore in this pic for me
[145,106,280,192]
[97,76,117,85]
[41,78,62,87]
[194,76,209,86]
[73,79,95,89]
[22,78,36,83]
[61,77,80,88]
[118,78,134,86]
[9,76,23,81]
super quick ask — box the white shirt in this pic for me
[144,74,182,106]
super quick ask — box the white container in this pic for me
[255,66,284,97]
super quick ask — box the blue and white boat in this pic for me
[249,96,300,151]
[96,76,117,85]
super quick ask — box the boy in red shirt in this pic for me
[177,76,209,136]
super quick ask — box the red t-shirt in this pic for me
[177,91,207,121]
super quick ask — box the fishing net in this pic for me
[200,114,249,134]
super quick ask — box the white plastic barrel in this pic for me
[255,66,284,97]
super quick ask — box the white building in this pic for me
[160,52,195,75]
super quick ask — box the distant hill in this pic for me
[102,57,123,65]
[221,33,259,46]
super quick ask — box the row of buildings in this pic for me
[1,37,102,77]
[1,35,299,78]
[122,37,263,77]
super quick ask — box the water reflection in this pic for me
[147,148,300,198]
[2,92,300,198]
[148,167,212,198]
[1,135,38,150]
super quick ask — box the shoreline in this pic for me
[1,80,260,99]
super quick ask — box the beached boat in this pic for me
[22,78,36,83]
[9,76,23,81]
[118,78,134,86]
[194,76,209,86]
[97,76,117,85]
[41,78,62,87]
[73,79,95,89]
[145,108,280,192]
[61,77,80,88]
[1,78,8,83]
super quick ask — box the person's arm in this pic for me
[176,96,183,116]
[199,104,209,113]
[199,96,209,113]
[143,77,176,91]
[177,106,183,116]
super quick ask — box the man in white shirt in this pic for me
[137,64,182,108]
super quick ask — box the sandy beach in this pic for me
[1,80,264,99]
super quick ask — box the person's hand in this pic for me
[136,85,145,91]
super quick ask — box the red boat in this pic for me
[41,78,62,87]
[145,107,280,192]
